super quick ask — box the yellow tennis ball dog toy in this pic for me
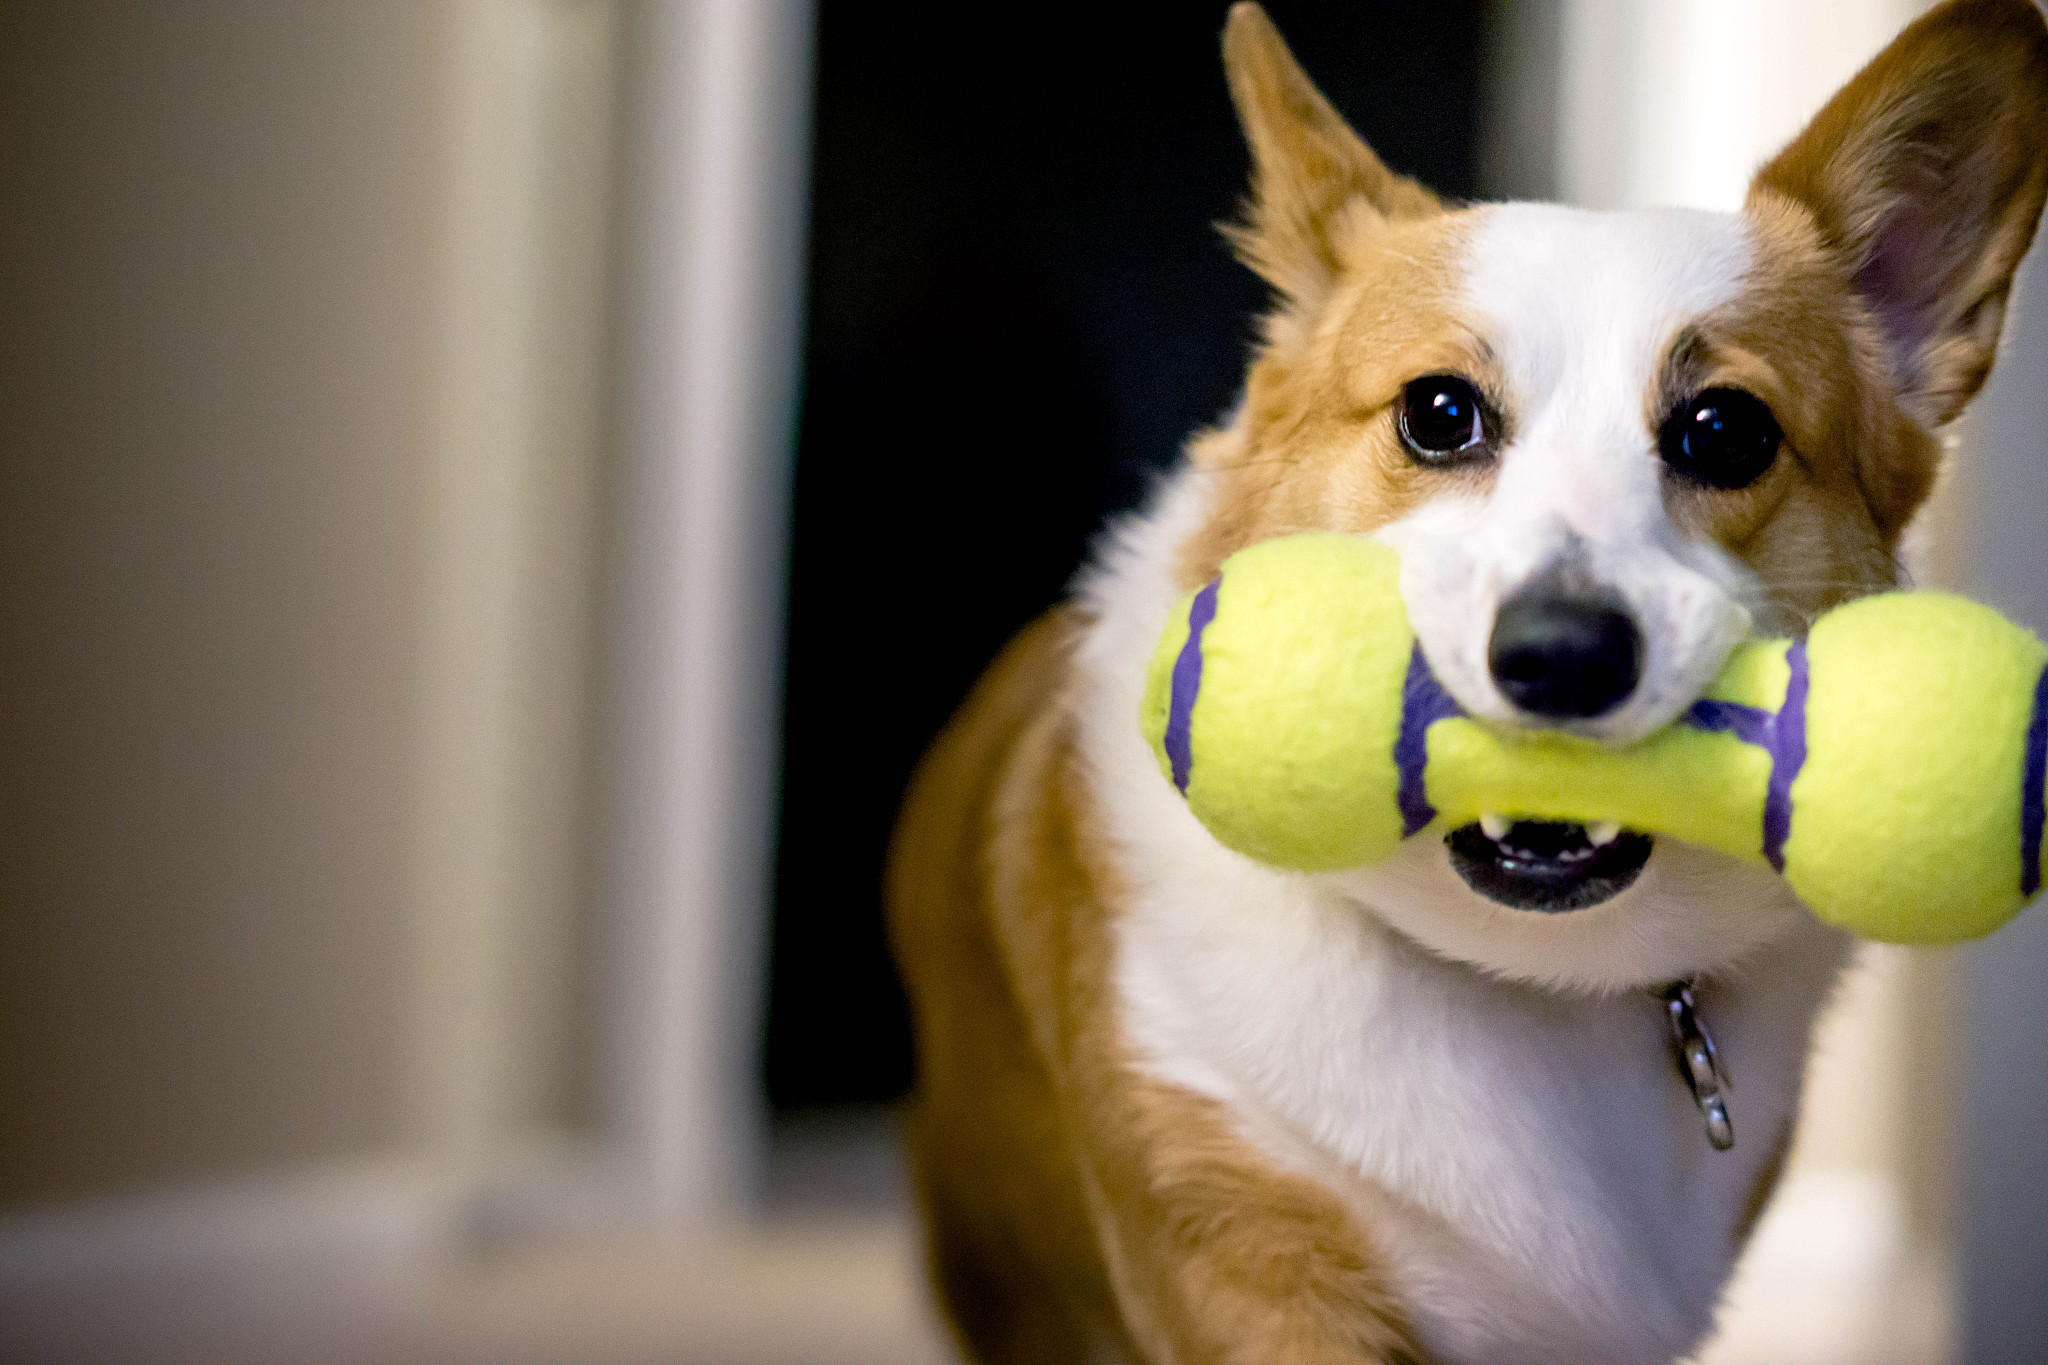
[1141,534,2048,945]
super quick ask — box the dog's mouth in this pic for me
[1445,817,1654,913]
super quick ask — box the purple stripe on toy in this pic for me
[1685,698,1772,747]
[1761,641,1810,873]
[2022,662,2048,899]
[1396,644,1464,837]
[1684,646,1809,870]
[1164,579,1222,794]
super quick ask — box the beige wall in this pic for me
[0,1,616,1207]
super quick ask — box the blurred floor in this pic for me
[0,1219,953,1365]
[0,1110,956,1365]
[0,1180,1950,1365]
[0,1112,1949,1365]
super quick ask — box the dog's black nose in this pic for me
[1488,585,1642,719]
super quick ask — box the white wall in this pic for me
[1556,0,1930,212]
[0,0,459,1207]
[593,0,813,1227]
[0,0,817,1256]
[411,0,620,1176]
[1957,220,2048,1360]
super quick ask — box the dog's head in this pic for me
[1180,1,2048,986]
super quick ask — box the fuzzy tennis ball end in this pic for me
[1143,535,1416,871]
[1786,591,2048,943]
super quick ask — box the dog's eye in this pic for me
[1399,375,1487,463]
[1660,388,1781,490]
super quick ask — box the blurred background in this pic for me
[1,1,2043,1362]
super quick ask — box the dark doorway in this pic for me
[766,2,1489,1108]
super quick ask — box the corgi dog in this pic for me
[887,2,2048,1360]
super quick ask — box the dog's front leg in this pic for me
[1068,1068,1427,1365]
[974,700,1428,1363]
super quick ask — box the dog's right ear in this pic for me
[1752,0,2048,431]
[1221,3,1439,309]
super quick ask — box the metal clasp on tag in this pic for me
[1657,980,1733,1151]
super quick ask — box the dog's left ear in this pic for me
[1752,0,2048,429]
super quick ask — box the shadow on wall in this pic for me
[766,1,1487,1107]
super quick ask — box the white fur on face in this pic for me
[1379,204,1760,745]
[1074,463,1850,1363]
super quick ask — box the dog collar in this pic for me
[1655,980,1733,1150]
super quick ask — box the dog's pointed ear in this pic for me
[1751,0,2048,428]
[1221,3,1440,307]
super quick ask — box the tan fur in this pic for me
[1688,0,2048,619]
[887,3,2048,1359]
[891,610,1421,1362]
[889,614,1124,1361]
[1653,199,1935,629]
[1179,213,1488,592]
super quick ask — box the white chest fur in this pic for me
[1073,467,1851,1364]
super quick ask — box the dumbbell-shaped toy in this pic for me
[1142,534,2048,944]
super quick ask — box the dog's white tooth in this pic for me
[1480,812,1512,841]
[1588,821,1621,847]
